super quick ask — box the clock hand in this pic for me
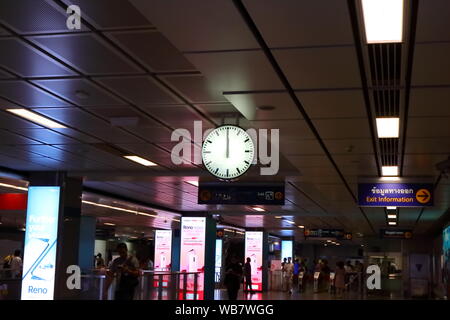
[226,128,229,158]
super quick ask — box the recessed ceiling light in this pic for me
[7,109,66,129]
[387,206,397,210]
[186,180,199,187]
[104,222,116,226]
[124,155,157,167]
[286,220,296,224]
[251,207,265,212]
[326,240,332,242]
[361,0,404,44]
[298,225,305,229]
[387,214,397,219]
[275,216,283,219]
[376,117,400,138]
[380,177,401,181]
[0,182,28,191]
[382,166,398,177]
[257,105,276,111]
[388,221,397,225]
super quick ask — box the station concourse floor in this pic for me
[213,289,404,300]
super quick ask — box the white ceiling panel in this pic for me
[412,43,450,86]
[405,137,450,154]
[410,87,450,117]
[313,118,372,139]
[416,0,450,42]
[184,50,284,92]
[243,0,354,47]
[407,117,450,138]
[297,90,366,118]
[224,92,301,121]
[129,0,259,51]
[273,47,361,89]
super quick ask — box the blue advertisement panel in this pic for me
[358,183,433,207]
[21,186,60,300]
[281,240,293,261]
[443,226,450,291]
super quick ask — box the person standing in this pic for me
[335,261,346,299]
[10,250,22,279]
[95,253,105,268]
[293,258,300,291]
[105,243,140,300]
[243,257,254,294]
[284,258,294,294]
[224,256,243,300]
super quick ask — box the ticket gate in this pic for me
[313,272,321,293]
[329,272,336,294]
[298,272,305,292]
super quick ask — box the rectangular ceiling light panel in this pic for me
[362,0,404,44]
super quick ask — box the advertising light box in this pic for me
[281,240,293,261]
[245,231,263,291]
[21,186,60,300]
[180,217,206,299]
[154,230,172,271]
[215,239,222,283]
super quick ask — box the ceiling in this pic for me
[0,0,449,240]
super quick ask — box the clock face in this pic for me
[202,125,255,180]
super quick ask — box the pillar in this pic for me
[204,216,217,300]
[262,231,269,292]
[27,172,91,300]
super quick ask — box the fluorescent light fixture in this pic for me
[104,222,116,226]
[387,206,397,210]
[286,220,296,225]
[0,182,28,191]
[251,207,265,212]
[388,221,397,225]
[186,180,199,187]
[382,166,398,176]
[387,214,397,219]
[7,109,66,128]
[124,155,157,167]
[326,240,332,242]
[381,177,401,181]
[298,225,305,229]
[376,117,400,138]
[361,0,404,44]
[275,216,283,219]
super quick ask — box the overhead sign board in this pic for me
[198,183,284,205]
[21,186,60,300]
[358,183,433,207]
[304,229,344,239]
[380,229,413,239]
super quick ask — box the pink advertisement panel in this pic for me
[180,217,206,299]
[245,231,263,291]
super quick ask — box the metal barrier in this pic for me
[137,271,200,301]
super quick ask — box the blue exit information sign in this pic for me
[358,183,433,207]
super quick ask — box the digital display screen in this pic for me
[154,230,172,271]
[215,239,222,283]
[180,217,206,299]
[244,231,263,291]
[21,186,60,300]
[281,240,293,261]
[443,226,450,288]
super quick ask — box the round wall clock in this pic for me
[201,125,255,180]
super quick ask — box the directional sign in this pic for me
[358,183,433,207]
[380,229,413,239]
[304,229,344,239]
[198,183,285,205]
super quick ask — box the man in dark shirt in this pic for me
[243,257,254,294]
[224,256,243,300]
[105,243,140,300]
